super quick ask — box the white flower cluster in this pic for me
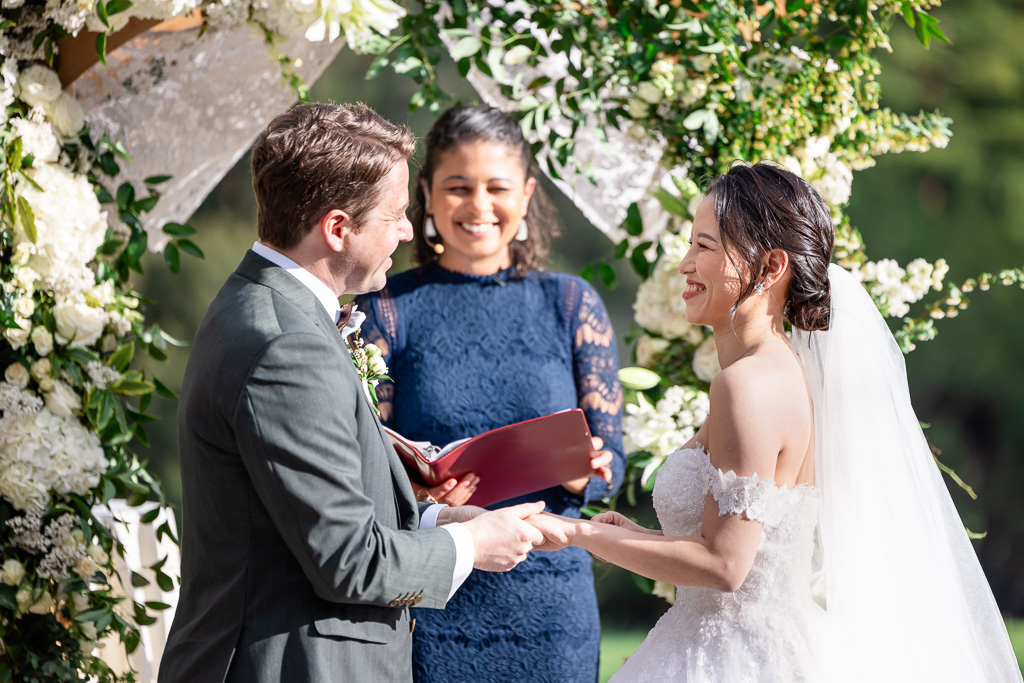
[780,135,854,208]
[633,225,706,342]
[852,257,949,317]
[0,406,107,512]
[623,385,710,485]
[252,0,406,44]
[15,65,85,137]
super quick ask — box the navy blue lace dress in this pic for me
[356,263,626,683]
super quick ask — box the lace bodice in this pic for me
[613,447,826,682]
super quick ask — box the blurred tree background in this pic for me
[133,0,1024,629]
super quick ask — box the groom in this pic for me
[159,103,546,683]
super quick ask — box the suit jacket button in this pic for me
[412,595,423,605]
[388,599,400,607]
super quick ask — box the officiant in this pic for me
[356,104,627,682]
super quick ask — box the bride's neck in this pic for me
[713,315,788,368]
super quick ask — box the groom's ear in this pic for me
[320,209,354,253]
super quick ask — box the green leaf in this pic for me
[95,32,108,66]
[614,239,629,260]
[176,239,204,259]
[162,222,197,236]
[630,572,655,594]
[124,229,148,266]
[106,0,133,17]
[130,571,151,588]
[75,606,112,623]
[116,182,135,210]
[16,196,36,243]
[108,342,135,372]
[901,3,916,28]
[653,187,687,217]
[631,242,653,279]
[154,378,178,399]
[135,194,160,212]
[144,175,172,185]
[619,367,662,390]
[163,242,180,274]
[598,262,617,289]
[449,35,483,61]
[580,264,595,282]
[622,202,643,237]
[0,584,17,610]
[145,601,171,611]
[112,379,155,396]
[97,390,116,430]
[155,570,174,592]
[140,507,161,524]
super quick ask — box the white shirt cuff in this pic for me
[439,522,474,601]
[417,505,474,601]
[419,503,446,529]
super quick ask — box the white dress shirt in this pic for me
[251,242,473,600]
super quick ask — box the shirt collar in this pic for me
[251,242,364,337]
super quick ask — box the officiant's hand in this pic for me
[562,437,614,495]
[462,501,546,572]
[412,473,479,506]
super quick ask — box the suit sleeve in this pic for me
[232,329,456,609]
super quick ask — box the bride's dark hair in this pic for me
[706,161,834,331]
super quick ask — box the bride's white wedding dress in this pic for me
[611,447,826,682]
[611,265,1022,683]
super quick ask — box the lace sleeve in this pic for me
[563,277,627,505]
[353,288,398,426]
[706,463,790,527]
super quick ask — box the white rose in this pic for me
[45,380,82,417]
[368,355,387,376]
[47,92,85,137]
[16,587,33,614]
[54,298,106,349]
[692,336,722,383]
[30,357,51,380]
[1,559,26,586]
[87,544,109,566]
[635,335,671,367]
[28,590,54,615]
[5,363,30,389]
[14,297,34,318]
[17,65,62,108]
[637,81,663,105]
[31,326,53,356]
[4,321,30,349]
[75,556,101,580]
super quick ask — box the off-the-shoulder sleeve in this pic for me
[561,276,626,505]
[705,463,792,526]
[354,287,398,427]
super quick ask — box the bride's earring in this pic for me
[424,216,444,255]
[754,282,766,295]
[516,219,528,242]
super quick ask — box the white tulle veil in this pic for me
[792,264,1022,682]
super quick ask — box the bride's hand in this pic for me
[526,512,579,551]
[591,511,661,535]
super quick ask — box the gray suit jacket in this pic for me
[159,251,457,683]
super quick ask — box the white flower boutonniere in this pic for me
[348,330,389,414]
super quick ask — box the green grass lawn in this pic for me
[600,618,1024,682]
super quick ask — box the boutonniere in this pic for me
[348,329,389,414]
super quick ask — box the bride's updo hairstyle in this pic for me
[413,104,560,273]
[706,162,834,331]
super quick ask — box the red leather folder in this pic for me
[383,409,597,508]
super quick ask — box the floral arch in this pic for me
[0,0,1021,680]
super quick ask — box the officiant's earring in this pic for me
[754,282,766,295]
[516,218,528,242]
[424,216,444,255]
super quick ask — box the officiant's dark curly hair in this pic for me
[412,104,561,274]
[252,102,416,249]
[706,162,834,331]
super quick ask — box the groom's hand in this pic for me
[461,501,546,572]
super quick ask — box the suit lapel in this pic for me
[236,251,419,527]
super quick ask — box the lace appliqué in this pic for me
[706,462,811,528]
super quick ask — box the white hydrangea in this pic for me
[0,407,106,512]
[633,226,698,340]
[9,116,60,163]
[623,385,710,485]
[17,162,106,295]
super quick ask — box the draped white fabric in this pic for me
[794,265,1022,682]
[68,23,346,252]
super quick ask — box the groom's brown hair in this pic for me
[251,102,416,249]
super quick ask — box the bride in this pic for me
[530,162,1022,682]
